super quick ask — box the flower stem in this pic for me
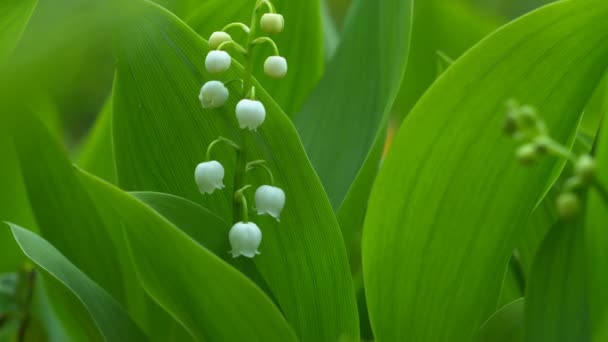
[256,0,276,13]
[246,160,275,184]
[206,137,241,160]
[217,40,248,56]
[251,37,280,56]
[224,78,244,91]
[221,22,251,35]
[234,185,252,222]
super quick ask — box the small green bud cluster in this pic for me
[504,100,602,220]
[198,0,287,130]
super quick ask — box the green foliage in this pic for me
[111,1,358,340]
[1,0,608,341]
[362,1,608,341]
[6,224,147,342]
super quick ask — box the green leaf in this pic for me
[293,0,412,208]
[186,0,323,116]
[10,111,191,341]
[77,98,116,184]
[77,170,298,342]
[525,219,590,341]
[6,223,147,342]
[362,2,608,341]
[130,191,229,255]
[478,298,524,342]
[0,0,37,63]
[585,86,608,340]
[12,113,126,304]
[111,1,358,340]
[394,0,501,120]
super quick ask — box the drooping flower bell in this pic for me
[194,160,225,194]
[205,50,231,74]
[236,99,266,130]
[255,185,285,221]
[199,81,229,109]
[260,13,284,34]
[229,221,262,258]
[208,31,232,50]
[264,56,287,79]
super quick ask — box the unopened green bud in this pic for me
[556,192,579,220]
[516,144,538,165]
[575,154,596,183]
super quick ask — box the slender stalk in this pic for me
[221,22,251,35]
[246,160,275,184]
[217,40,248,56]
[251,37,280,56]
[17,270,36,342]
[206,137,241,160]
[234,185,252,222]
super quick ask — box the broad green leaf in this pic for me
[525,219,590,341]
[585,88,608,340]
[497,260,523,308]
[362,2,608,341]
[6,223,147,342]
[77,170,297,342]
[293,0,412,208]
[131,192,228,255]
[0,0,37,62]
[394,0,501,120]
[111,1,358,340]
[10,112,190,340]
[131,191,276,306]
[12,113,125,304]
[77,98,116,184]
[478,298,524,342]
[186,0,323,116]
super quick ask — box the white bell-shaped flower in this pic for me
[264,56,287,79]
[260,13,284,34]
[229,221,262,258]
[255,185,285,221]
[194,160,225,194]
[208,31,231,50]
[236,99,266,130]
[205,50,231,74]
[199,81,229,109]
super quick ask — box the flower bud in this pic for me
[516,143,538,165]
[205,50,231,74]
[199,81,229,109]
[575,154,596,183]
[556,192,579,220]
[194,160,225,194]
[236,99,266,130]
[260,13,284,34]
[255,185,285,221]
[264,56,288,79]
[229,222,262,258]
[208,31,232,50]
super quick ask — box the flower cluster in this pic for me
[198,0,287,131]
[504,100,606,219]
[193,0,288,259]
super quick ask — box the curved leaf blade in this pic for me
[7,223,147,342]
[293,0,412,208]
[112,2,358,340]
[362,2,608,341]
[525,220,590,341]
[77,170,298,342]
